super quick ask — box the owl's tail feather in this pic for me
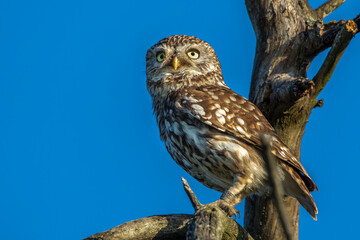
[297,191,318,220]
[282,165,318,220]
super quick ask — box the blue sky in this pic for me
[0,1,359,239]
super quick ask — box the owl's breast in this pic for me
[158,107,266,191]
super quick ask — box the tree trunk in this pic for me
[244,1,358,239]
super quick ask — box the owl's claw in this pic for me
[208,199,240,219]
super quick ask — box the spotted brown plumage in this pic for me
[146,35,318,219]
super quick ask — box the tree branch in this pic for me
[315,14,359,55]
[182,177,202,210]
[84,214,192,240]
[315,0,346,19]
[260,134,294,240]
[313,19,358,96]
[182,178,254,240]
[355,14,360,33]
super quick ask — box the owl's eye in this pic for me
[187,49,200,59]
[156,52,165,62]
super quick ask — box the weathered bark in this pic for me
[244,1,358,240]
[84,212,253,240]
[315,0,346,19]
[84,214,191,240]
[85,1,359,239]
[181,178,253,240]
[186,206,254,240]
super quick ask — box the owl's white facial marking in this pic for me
[151,72,173,83]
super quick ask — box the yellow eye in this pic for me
[156,52,165,62]
[187,49,200,59]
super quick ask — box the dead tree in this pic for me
[85,1,359,239]
[244,1,358,239]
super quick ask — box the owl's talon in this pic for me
[208,199,240,219]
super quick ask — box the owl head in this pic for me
[146,35,225,98]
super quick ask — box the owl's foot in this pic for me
[207,199,240,219]
[181,178,240,218]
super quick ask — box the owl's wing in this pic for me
[176,86,317,191]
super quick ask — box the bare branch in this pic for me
[315,0,346,19]
[182,177,202,210]
[321,14,359,47]
[313,20,357,96]
[84,214,192,240]
[260,134,295,240]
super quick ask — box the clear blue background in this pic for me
[1,1,359,239]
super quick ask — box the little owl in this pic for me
[146,35,317,219]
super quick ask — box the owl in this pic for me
[146,35,318,219]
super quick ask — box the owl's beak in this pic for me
[173,56,181,70]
